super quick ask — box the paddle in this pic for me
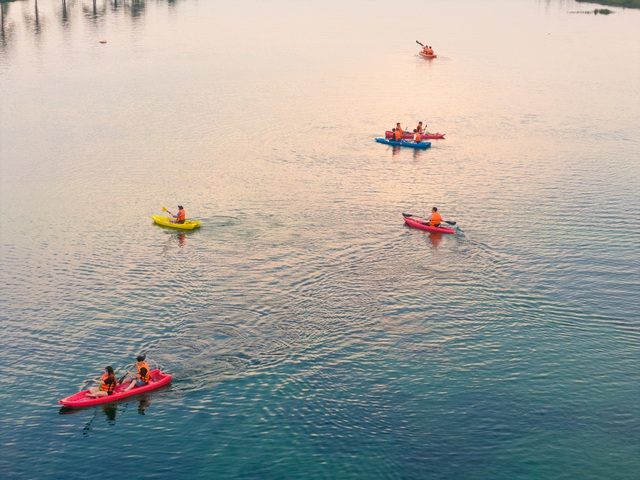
[162,206,173,216]
[416,40,425,47]
[81,368,125,392]
[402,212,457,226]
[118,364,135,384]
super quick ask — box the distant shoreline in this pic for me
[576,0,640,8]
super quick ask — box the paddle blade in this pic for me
[416,40,424,47]
[402,213,414,218]
[162,206,168,212]
[444,220,457,226]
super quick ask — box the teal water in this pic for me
[1,0,639,478]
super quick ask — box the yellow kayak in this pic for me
[151,215,201,230]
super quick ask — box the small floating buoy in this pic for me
[99,40,107,44]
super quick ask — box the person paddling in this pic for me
[392,128,403,142]
[428,46,434,55]
[395,123,405,136]
[416,121,424,134]
[86,366,117,398]
[425,207,444,227]
[121,355,151,392]
[413,129,422,143]
[171,205,186,224]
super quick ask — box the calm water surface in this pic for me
[1,0,639,478]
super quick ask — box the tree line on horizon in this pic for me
[576,0,640,9]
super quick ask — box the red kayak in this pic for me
[404,216,456,234]
[385,130,445,140]
[59,369,172,407]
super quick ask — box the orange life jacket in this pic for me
[393,130,402,141]
[416,124,424,133]
[138,362,150,383]
[176,208,186,222]
[396,126,404,135]
[415,132,422,143]
[430,212,442,226]
[428,49,434,55]
[100,375,117,394]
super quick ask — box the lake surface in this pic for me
[1,0,639,478]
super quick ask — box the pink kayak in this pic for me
[404,215,456,234]
[385,130,445,140]
[59,369,172,407]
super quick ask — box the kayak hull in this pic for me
[419,52,437,58]
[375,138,431,149]
[59,369,172,407]
[151,215,201,230]
[385,130,445,140]
[404,216,456,234]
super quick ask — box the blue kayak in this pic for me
[375,138,432,149]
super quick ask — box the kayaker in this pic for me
[413,129,422,143]
[392,128,402,142]
[171,205,186,224]
[121,354,151,392]
[395,123,405,136]
[428,46,434,55]
[426,207,443,227]
[421,46,429,55]
[416,121,424,134]
[87,366,117,398]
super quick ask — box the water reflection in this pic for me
[388,145,425,160]
[161,231,188,255]
[428,232,442,248]
[7,0,43,38]
[137,394,151,415]
[83,0,107,20]
[1,4,12,50]
[58,392,154,434]
[60,0,69,26]
[59,403,121,435]
[0,0,181,53]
